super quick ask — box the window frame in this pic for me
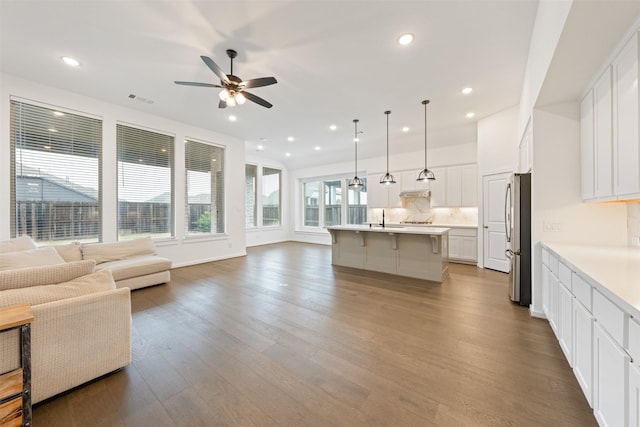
[245,163,258,229]
[261,166,282,227]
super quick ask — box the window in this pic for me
[324,180,342,226]
[303,182,320,227]
[245,164,257,228]
[300,176,368,229]
[185,140,225,236]
[10,100,102,244]
[262,167,281,226]
[116,124,174,240]
[347,177,367,224]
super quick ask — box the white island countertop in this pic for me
[542,242,640,317]
[326,225,450,235]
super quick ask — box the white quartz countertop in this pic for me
[542,242,640,316]
[397,223,478,229]
[326,225,450,235]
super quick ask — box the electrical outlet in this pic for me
[543,221,561,232]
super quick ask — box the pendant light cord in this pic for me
[385,110,390,173]
[354,119,359,177]
[423,100,429,170]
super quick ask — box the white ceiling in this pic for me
[1,1,539,169]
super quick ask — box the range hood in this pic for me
[399,190,430,198]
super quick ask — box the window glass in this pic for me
[186,140,224,236]
[303,181,320,227]
[324,180,342,226]
[262,167,281,226]
[245,164,257,228]
[10,100,102,244]
[117,124,174,240]
[347,177,367,224]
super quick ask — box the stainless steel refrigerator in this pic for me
[505,173,531,306]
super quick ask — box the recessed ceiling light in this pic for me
[466,112,475,118]
[228,115,237,122]
[398,33,414,45]
[257,145,264,151]
[287,136,294,142]
[285,152,291,157]
[402,127,409,132]
[61,56,80,67]
[461,87,473,95]
[53,111,65,117]
[329,125,337,131]
[315,146,321,151]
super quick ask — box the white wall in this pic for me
[245,152,290,247]
[288,143,477,245]
[1,73,247,267]
[529,103,628,315]
[518,0,573,141]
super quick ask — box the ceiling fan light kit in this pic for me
[417,99,436,182]
[175,48,277,109]
[348,119,364,190]
[380,110,396,185]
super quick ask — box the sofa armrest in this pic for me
[0,288,132,404]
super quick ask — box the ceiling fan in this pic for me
[175,49,277,109]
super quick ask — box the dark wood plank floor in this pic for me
[33,242,595,426]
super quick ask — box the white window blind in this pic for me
[262,167,281,226]
[185,140,225,235]
[347,177,367,224]
[245,164,257,228]
[10,100,102,244]
[117,124,174,240]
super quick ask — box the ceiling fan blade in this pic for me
[218,100,227,109]
[200,55,230,84]
[241,77,278,89]
[241,91,273,109]
[174,81,223,88]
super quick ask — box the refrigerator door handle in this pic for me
[504,182,512,243]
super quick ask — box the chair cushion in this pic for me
[81,237,156,264]
[0,270,116,307]
[95,255,171,281]
[0,235,36,254]
[0,260,96,291]
[0,247,65,271]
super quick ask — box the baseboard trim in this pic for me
[171,251,247,269]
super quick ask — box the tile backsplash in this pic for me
[368,198,478,226]
[629,202,640,247]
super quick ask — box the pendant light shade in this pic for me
[380,110,396,185]
[417,99,436,182]
[348,119,364,190]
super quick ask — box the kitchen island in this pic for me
[326,225,450,282]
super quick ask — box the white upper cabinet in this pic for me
[400,170,430,192]
[594,67,614,199]
[446,166,463,206]
[430,164,477,208]
[613,31,640,199]
[366,172,403,208]
[429,167,446,207]
[582,31,640,202]
[581,90,596,201]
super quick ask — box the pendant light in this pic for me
[379,110,396,185]
[417,99,436,181]
[348,119,364,189]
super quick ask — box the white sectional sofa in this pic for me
[0,236,171,290]
[0,259,131,404]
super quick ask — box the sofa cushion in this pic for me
[81,237,156,264]
[0,260,96,291]
[0,246,65,271]
[95,255,172,281]
[54,242,83,262]
[0,235,36,254]
[0,270,116,307]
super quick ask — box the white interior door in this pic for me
[483,172,510,272]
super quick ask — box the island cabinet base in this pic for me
[328,228,449,283]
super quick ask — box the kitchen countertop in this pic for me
[326,225,450,235]
[401,223,478,229]
[542,242,640,317]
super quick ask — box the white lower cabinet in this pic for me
[573,299,594,406]
[542,265,550,318]
[447,228,477,264]
[630,363,640,427]
[549,272,560,337]
[558,282,573,364]
[593,322,630,427]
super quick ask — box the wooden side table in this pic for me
[0,305,34,427]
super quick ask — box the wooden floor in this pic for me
[33,242,595,427]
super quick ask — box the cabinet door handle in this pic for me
[483,225,488,228]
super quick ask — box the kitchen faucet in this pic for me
[380,210,385,227]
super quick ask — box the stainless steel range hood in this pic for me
[399,190,430,198]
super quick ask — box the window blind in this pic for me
[10,99,102,244]
[185,140,225,235]
[245,164,257,228]
[262,167,281,226]
[116,124,174,240]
